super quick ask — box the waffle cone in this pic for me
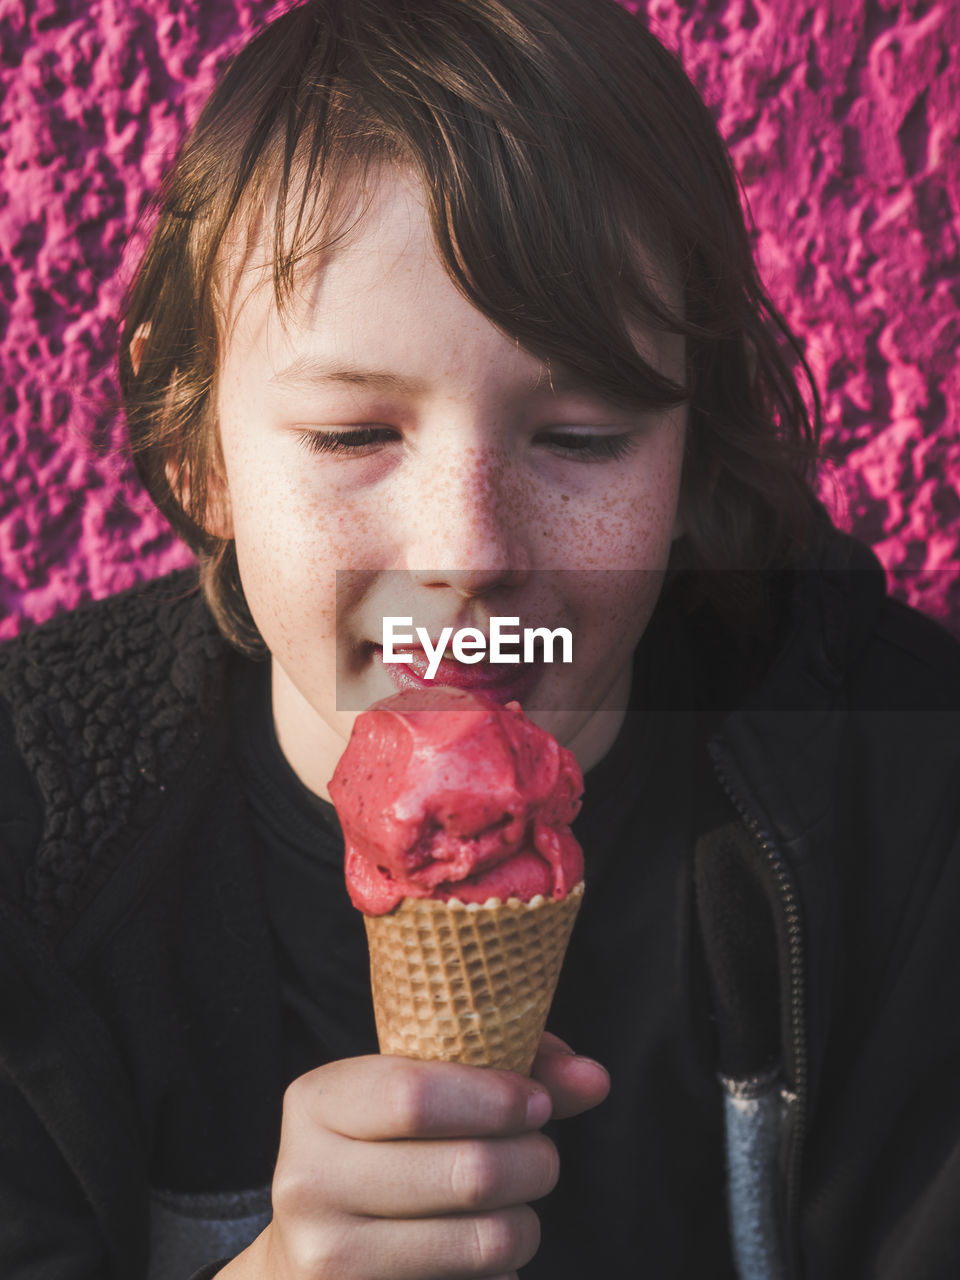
[364,882,583,1074]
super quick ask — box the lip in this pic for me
[373,645,542,706]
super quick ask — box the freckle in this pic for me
[561,493,570,503]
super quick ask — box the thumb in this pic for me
[530,1031,610,1120]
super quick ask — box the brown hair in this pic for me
[120,0,822,654]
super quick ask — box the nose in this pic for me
[401,444,531,598]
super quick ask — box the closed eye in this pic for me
[295,426,639,461]
[537,431,640,462]
[296,427,399,456]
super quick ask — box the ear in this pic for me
[206,478,235,540]
[130,322,151,377]
[164,456,234,540]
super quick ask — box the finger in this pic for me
[531,1034,610,1120]
[298,1129,559,1218]
[312,1205,542,1279]
[285,1055,552,1141]
[536,1031,577,1058]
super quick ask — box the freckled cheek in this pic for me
[529,483,676,570]
[227,460,403,661]
[600,444,685,564]
[230,447,372,560]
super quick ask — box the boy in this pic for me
[1,0,958,1277]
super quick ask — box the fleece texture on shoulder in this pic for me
[0,573,228,933]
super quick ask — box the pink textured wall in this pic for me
[1,0,958,638]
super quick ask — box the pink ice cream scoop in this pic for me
[329,687,584,915]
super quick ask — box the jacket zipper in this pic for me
[710,748,809,1277]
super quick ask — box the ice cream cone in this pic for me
[364,881,584,1074]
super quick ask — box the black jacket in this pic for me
[1,534,958,1279]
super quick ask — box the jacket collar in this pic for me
[711,529,887,855]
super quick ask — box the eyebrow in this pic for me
[269,354,618,402]
[269,355,429,396]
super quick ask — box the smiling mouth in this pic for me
[372,644,543,705]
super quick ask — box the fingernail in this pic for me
[525,1088,552,1127]
[577,1056,610,1083]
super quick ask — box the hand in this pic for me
[219,1033,609,1280]
[529,1031,611,1121]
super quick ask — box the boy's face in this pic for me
[215,169,686,797]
